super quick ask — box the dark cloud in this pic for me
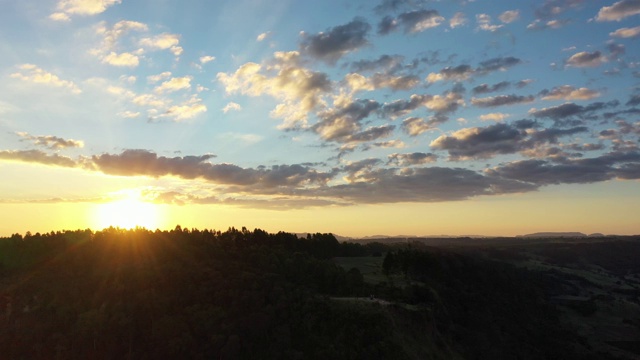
[477,57,522,73]
[627,94,640,106]
[534,0,586,19]
[472,81,511,94]
[15,132,84,149]
[430,123,525,160]
[565,51,606,68]
[313,99,381,142]
[0,149,77,167]
[430,123,589,160]
[92,149,335,187]
[471,94,535,107]
[387,152,438,166]
[309,166,537,203]
[607,42,626,58]
[300,18,371,65]
[378,9,444,35]
[350,54,405,73]
[347,124,395,143]
[530,101,619,120]
[374,0,428,14]
[486,151,640,185]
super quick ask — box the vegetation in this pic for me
[0,227,636,359]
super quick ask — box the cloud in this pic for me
[472,81,511,94]
[387,152,437,166]
[300,18,371,65]
[487,150,640,184]
[596,0,640,21]
[540,85,601,101]
[431,123,589,160]
[610,25,640,38]
[471,94,535,107]
[499,10,520,23]
[139,33,182,56]
[16,132,84,149]
[430,123,525,160]
[350,54,405,73]
[450,12,467,28]
[379,9,445,35]
[162,97,207,121]
[102,52,139,67]
[527,19,570,30]
[91,149,335,188]
[217,51,331,128]
[476,14,503,32]
[529,101,617,120]
[147,72,172,83]
[256,32,271,42]
[309,166,536,203]
[154,76,192,93]
[627,94,640,106]
[0,149,76,167]
[401,116,438,136]
[222,102,242,113]
[427,57,522,83]
[199,55,216,64]
[479,112,510,122]
[374,0,429,14]
[50,0,121,20]
[566,51,606,67]
[10,64,81,94]
[313,99,381,142]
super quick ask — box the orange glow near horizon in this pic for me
[92,192,164,230]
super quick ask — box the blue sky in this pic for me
[1,0,639,236]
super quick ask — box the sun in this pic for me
[93,192,162,230]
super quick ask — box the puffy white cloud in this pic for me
[154,76,192,93]
[540,85,601,101]
[50,0,121,20]
[10,64,81,94]
[102,52,139,67]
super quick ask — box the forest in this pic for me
[1,227,639,359]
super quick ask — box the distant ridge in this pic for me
[518,232,587,238]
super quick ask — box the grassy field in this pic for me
[333,255,387,284]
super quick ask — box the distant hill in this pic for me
[518,232,587,238]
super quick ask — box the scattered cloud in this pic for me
[16,132,84,149]
[387,152,437,166]
[610,25,640,38]
[222,102,242,113]
[378,9,445,35]
[50,0,121,21]
[471,94,535,107]
[300,18,371,65]
[102,52,139,67]
[449,12,467,28]
[540,85,601,101]
[10,64,81,94]
[479,112,510,122]
[499,10,520,23]
[595,0,640,22]
[256,32,271,42]
[200,55,216,64]
[476,14,503,32]
[154,76,192,93]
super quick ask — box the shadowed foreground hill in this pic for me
[0,227,615,359]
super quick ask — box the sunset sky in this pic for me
[1,0,640,237]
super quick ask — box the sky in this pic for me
[1,0,640,237]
